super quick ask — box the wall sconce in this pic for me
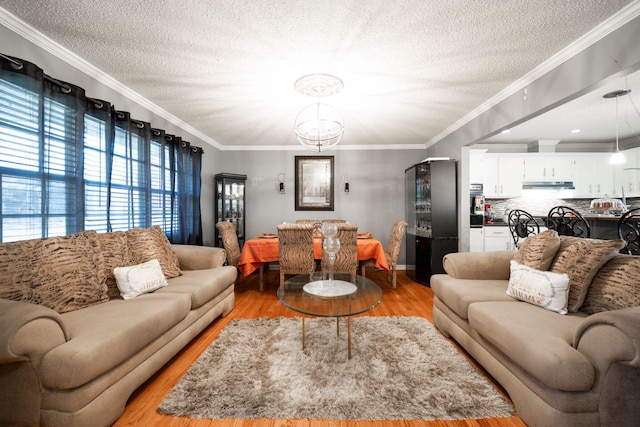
[278,172,286,194]
[343,173,350,195]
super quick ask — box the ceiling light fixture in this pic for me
[604,89,631,165]
[294,74,344,152]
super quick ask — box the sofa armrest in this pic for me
[442,251,514,280]
[0,299,68,364]
[573,307,640,425]
[574,307,640,368]
[171,244,227,270]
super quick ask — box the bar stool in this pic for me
[545,206,590,238]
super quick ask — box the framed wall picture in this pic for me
[295,156,334,211]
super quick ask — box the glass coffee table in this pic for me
[277,272,383,359]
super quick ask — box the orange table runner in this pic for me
[238,237,389,277]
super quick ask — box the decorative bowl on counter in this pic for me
[589,197,627,215]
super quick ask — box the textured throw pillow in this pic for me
[0,231,108,313]
[550,237,625,313]
[126,226,181,279]
[507,260,570,314]
[581,255,640,315]
[113,258,169,299]
[513,229,561,271]
[97,231,133,299]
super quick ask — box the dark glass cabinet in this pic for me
[405,160,458,285]
[214,173,247,247]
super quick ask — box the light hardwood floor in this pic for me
[112,270,527,427]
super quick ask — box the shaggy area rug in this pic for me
[158,316,514,421]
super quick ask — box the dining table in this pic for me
[238,234,390,290]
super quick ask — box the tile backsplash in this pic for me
[486,197,640,219]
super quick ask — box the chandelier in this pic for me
[294,74,344,152]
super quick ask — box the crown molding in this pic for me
[425,0,640,148]
[0,7,224,150]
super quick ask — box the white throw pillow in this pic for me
[507,260,570,315]
[114,258,169,299]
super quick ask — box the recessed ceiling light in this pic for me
[501,129,510,134]
[570,129,581,133]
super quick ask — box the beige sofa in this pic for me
[0,227,237,427]
[431,232,640,427]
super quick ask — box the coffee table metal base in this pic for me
[302,316,353,359]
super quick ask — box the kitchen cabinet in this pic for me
[469,227,484,252]
[484,226,515,251]
[482,156,523,198]
[614,148,640,198]
[523,156,573,181]
[572,155,615,198]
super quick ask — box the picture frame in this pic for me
[295,156,334,211]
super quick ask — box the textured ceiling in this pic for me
[0,0,636,150]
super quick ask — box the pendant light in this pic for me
[604,89,631,165]
[294,74,344,152]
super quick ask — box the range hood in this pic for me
[522,181,575,190]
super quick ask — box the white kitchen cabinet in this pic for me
[524,156,573,181]
[573,155,615,198]
[482,156,523,198]
[614,148,640,198]
[484,226,515,251]
[469,227,484,252]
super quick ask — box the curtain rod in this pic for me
[0,53,23,70]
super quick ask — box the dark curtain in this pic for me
[0,53,203,244]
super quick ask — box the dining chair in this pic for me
[216,221,242,267]
[277,223,316,285]
[617,207,640,255]
[545,206,591,238]
[361,220,408,289]
[508,209,540,248]
[322,219,347,223]
[321,223,358,281]
[217,221,268,290]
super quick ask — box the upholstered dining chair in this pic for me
[361,220,408,289]
[277,223,316,285]
[217,221,268,290]
[508,209,540,248]
[321,219,347,223]
[215,221,242,267]
[618,207,640,255]
[546,206,591,238]
[321,223,358,281]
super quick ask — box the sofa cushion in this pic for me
[97,231,133,299]
[513,229,561,270]
[39,292,191,389]
[507,260,570,314]
[581,255,640,315]
[468,301,594,391]
[550,237,625,313]
[0,231,108,313]
[114,259,169,299]
[430,274,514,320]
[126,226,181,279]
[156,266,237,308]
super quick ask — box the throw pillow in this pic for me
[513,229,561,270]
[126,226,181,279]
[507,260,570,314]
[97,231,133,299]
[113,258,169,299]
[0,231,108,313]
[550,237,625,313]
[581,255,640,315]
